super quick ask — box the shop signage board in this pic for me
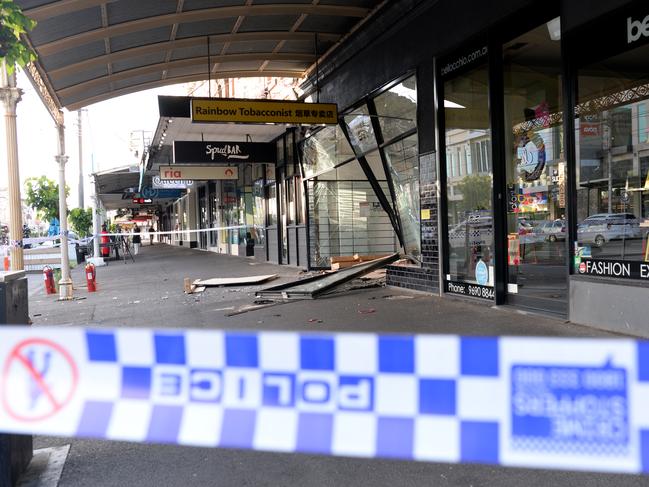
[191,98,338,125]
[159,165,238,181]
[152,176,194,189]
[572,3,649,66]
[173,141,276,164]
[140,187,182,199]
[445,280,495,300]
[440,43,488,77]
[577,258,649,280]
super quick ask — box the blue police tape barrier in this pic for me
[0,327,648,474]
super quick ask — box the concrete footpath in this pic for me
[29,243,611,336]
[24,244,644,487]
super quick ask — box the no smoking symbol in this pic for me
[2,338,79,422]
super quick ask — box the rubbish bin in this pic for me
[75,242,88,264]
[0,271,33,487]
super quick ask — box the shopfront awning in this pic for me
[17,1,386,112]
[93,165,178,210]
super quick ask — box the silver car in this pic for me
[537,220,566,242]
[577,213,641,247]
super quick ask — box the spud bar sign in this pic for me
[191,98,338,125]
[173,141,276,164]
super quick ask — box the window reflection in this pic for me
[444,62,494,284]
[503,17,566,308]
[576,42,649,262]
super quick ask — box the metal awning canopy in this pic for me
[17,0,385,112]
[93,165,172,210]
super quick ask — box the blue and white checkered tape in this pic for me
[0,326,648,474]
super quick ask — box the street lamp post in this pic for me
[1,63,24,270]
[56,116,73,300]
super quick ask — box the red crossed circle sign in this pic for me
[2,338,79,422]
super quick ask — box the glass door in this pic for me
[503,18,567,314]
[442,56,495,297]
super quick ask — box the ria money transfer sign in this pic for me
[159,165,238,181]
[191,98,338,125]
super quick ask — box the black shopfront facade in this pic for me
[304,0,649,336]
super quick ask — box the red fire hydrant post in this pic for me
[85,263,96,292]
[43,265,56,295]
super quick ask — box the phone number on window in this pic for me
[445,281,495,300]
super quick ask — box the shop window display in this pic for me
[443,61,494,284]
[576,41,649,265]
[503,18,566,308]
[308,174,398,267]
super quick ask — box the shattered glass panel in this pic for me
[375,76,418,143]
[384,134,421,259]
[343,104,378,155]
[300,125,355,178]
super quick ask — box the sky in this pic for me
[0,68,189,210]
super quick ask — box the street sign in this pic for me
[159,165,238,181]
[1,338,78,422]
[173,141,276,164]
[191,98,338,125]
[140,187,182,199]
[152,176,194,189]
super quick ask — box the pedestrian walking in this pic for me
[133,224,141,255]
[149,224,155,246]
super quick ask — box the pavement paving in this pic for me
[28,243,612,336]
[24,243,646,487]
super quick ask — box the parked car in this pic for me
[448,215,493,250]
[518,220,534,236]
[448,214,532,249]
[536,220,566,242]
[577,213,641,247]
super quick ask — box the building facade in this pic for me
[154,0,649,336]
[297,0,649,335]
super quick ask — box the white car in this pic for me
[577,213,641,247]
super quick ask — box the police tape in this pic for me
[1,326,648,474]
[94,224,258,239]
[20,225,260,242]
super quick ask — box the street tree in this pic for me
[0,1,37,72]
[69,208,92,237]
[456,174,492,212]
[24,176,68,222]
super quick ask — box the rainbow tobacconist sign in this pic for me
[191,98,338,125]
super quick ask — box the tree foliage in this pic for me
[69,208,92,237]
[456,174,492,212]
[24,176,68,222]
[0,1,37,72]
